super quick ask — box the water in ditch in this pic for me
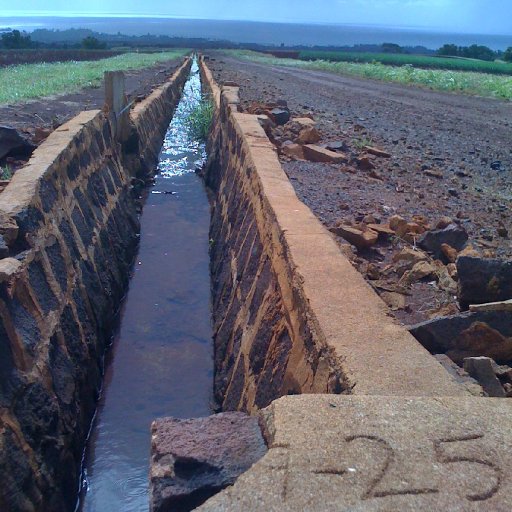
[79,59,213,512]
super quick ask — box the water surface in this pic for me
[80,61,212,512]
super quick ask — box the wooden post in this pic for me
[104,71,128,141]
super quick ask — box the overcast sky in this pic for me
[1,0,511,34]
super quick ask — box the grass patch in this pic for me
[223,50,512,100]
[0,165,12,180]
[0,50,189,104]
[187,95,214,141]
[298,51,512,76]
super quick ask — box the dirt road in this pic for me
[207,54,512,323]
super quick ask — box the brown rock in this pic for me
[389,215,407,233]
[441,243,458,263]
[399,260,437,285]
[281,143,305,160]
[367,223,394,237]
[424,169,444,179]
[296,126,321,144]
[436,216,453,229]
[150,412,267,512]
[458,244,480,258]
[291,117,316,128]
[447,322,512,365]
[33,127,52,144]
[0,212,19,247]
[356,155,375,170]
[330,225,378,250]
[303,144,347,163]
[363,145,391,158]
[366,263,380,280]
[380,291,406,310]
[392,247,428,265]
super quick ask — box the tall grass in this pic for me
[298,51,512,75]
[0,51,189,104]
[187,96,214,141]
[224,50,512,100]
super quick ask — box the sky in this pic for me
[1,0,511,34]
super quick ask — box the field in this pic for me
[0,50,188,104]
[297,50,512,76]
[225,50,512,100]
[0,49,122,67]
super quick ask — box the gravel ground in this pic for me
[206,53,512,324]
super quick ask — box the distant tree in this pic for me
[460,44,496,61]
[437,43,459,57]
[1,30,33,49]
[382,43,403,54]
[81,36,107,50]
[504,46,512,63]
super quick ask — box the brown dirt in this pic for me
[206,53,512,325]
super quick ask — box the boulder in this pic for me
[410,311,512,364]
[457,256,512,307]
[150,412,267,512]
[330,225,378,250]
[399,260,437,285]
[0,126,36,160]
[269,108,290,125]
[281,143,305,160]
[0,234,8,258]
[302,145,347,163]
[417,224,468,259]
[440,243,458,263]
[296,126,321,145]
[363,145,391,158]
[463,357,506,397]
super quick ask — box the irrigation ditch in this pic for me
[1,52,509,512]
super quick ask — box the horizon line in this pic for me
[0,13,510,37]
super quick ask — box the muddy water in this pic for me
[79,61,213,512]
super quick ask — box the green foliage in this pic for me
[437,44,459,57]
[504,47,512,63]
[187,96,214,141]
[0,50,188,104]
[81,36,107,50]
[1,30,33,49]
[381,43,403,54]
[224,50,512,101]
[352,136,374,150]
[0,165,12,180]
[297,50,512,75]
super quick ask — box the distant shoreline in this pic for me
[1,17,510,50]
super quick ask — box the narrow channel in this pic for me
[79,60,213,512]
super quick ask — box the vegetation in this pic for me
[187,96,214,141]
[224,50,512,100]
[297,50,512,75]
[505,47,512,63]
[81,36,107,50]
[437,43,498,61]
[0,51,188,104]
[0,165,12,180]
[1,30,34,49]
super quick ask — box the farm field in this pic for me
[0,50,188,104]
[297,50,512,75]
[225,50,512,100]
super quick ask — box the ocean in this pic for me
[0,16,510,50]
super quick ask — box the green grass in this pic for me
[224,50,512,100]
[187,96,214,141]
[0,50,189,104]
[298,51,512,75]
[0,165,12,179]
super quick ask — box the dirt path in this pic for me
[207,54,512,324]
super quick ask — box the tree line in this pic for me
[1,29,511,63]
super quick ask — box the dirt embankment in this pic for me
[206,53,512,327]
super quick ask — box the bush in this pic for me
[82,36,107,50]
[505,47,512,63]
[187,96,214,141]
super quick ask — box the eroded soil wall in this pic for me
[0,58,191,512]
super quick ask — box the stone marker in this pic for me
[150,412,267,512]
[198,395,512,511]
